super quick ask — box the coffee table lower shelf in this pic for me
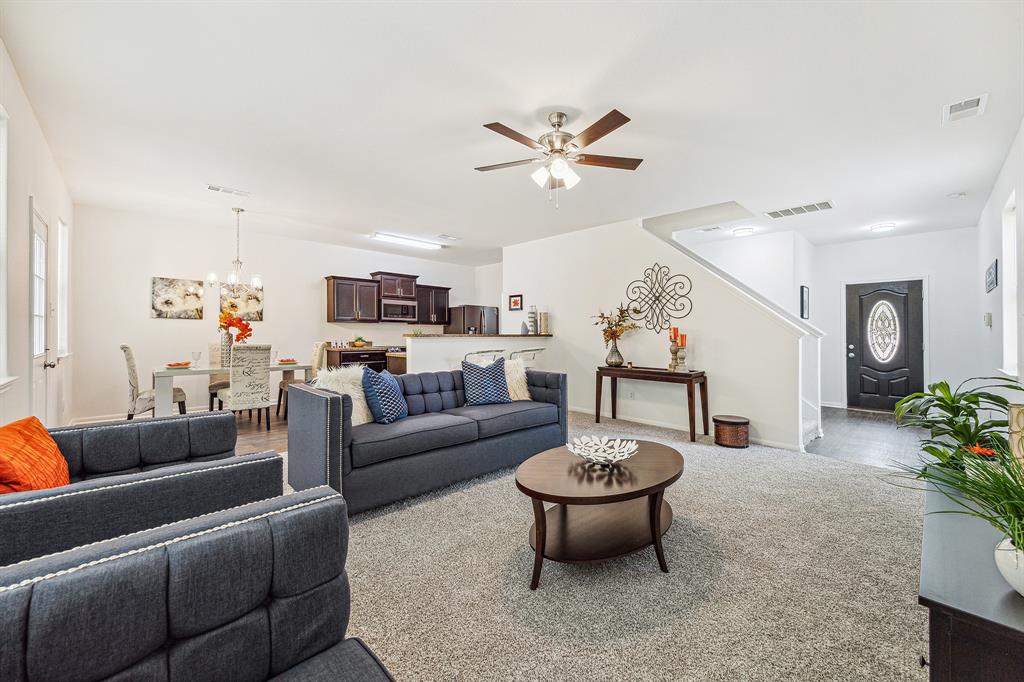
[528,497,673,587]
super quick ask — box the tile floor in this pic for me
[806,406,925,469]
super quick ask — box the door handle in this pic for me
[43,361,57,369]
[848,344,854,350]
[847,353,855,358]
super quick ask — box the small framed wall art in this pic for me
[509,294,523,311]
[986,259,999,293]
[799,285,810,320]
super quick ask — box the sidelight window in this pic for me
[1003,192,1018,376]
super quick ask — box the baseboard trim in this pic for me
[820,400,845,409]
[570,406,800,451]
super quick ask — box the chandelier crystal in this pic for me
[207,207,262,297]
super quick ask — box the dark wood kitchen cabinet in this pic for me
[370,271,418,300]
[416,285,451,325]
[326,276,380,322]
[445,305,499,334]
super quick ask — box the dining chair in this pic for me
[277,341,329,419]
[120,344,187,419]
[207,341,230,411]
[216,344,273,430]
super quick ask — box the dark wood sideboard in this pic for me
[325,348,387,372]
[919,484,1024,680]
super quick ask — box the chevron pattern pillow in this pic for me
[361,368,409,424]
[462,358,512,406]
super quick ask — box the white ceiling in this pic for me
[0,1,1021,264]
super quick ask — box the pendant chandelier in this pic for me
[207,207,262,296]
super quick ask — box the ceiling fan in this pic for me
[475,110,643,193]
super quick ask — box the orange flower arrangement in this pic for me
[593,304,640,347]
[218,309,253,343]
[964,444,997,457]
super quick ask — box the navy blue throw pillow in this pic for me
[462,357,512,406]
[362,367,409,424]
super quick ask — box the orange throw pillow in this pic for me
[0,416,69,494]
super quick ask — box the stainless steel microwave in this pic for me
[381,299,417,322]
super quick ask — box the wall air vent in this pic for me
[207,184,252,198]
[764,200,834,219]
[942,94,988,125]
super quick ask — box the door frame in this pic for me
[839,275,930,409]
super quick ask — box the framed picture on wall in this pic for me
[986,259,999,293]
[800,285,810,320]
[509,294,523,311]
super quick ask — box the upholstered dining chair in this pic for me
[120,344,187,419]
[207,341,230,411]
[217,344,273,430]
[277,340,329,419]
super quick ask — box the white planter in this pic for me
[994,538,1024,597]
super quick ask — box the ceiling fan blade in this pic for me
[483,122,546,151]
[474,159,539,172]
[571,109,630,149]
[574,154,643,170]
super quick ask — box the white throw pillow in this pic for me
[313,365,373,426]
[505,357,532,401]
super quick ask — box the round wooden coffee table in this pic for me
[515,440,684,589]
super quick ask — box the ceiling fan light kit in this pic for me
[476,109,642,205]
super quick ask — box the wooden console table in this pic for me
[594,366,708,442]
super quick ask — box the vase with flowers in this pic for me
[593,304,640,367]
[218,308,254,366]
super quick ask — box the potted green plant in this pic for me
[898,441,1024,596]
[896,377,1023,467]
[593,304,639,367]
[351,336,370,348]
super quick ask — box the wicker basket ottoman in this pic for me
[713,415,749,448]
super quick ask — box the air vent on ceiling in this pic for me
[942,94,988,125]
[764,200,833,219]
[436,234,460,241]
[207,184,252,198]
[698,226,722,232]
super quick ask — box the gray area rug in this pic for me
[344,413,927,681]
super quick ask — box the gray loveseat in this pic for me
[287,369,568,514]
[0,411,282,565]
[0,486,394,681]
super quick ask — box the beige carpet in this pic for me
[343,413,927,681]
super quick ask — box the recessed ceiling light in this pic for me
[946,191,968,200]
[732,227,755,237]
[436,234,460,241]
[370,232,443,250]
[868,222,896,233]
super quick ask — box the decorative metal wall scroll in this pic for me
[625,263,692,333]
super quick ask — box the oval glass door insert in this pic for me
[867,300,899,363]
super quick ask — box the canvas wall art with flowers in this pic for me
[221,287,264,321]
[151,277,204,319]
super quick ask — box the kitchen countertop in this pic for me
[386,352,407,358]
[403,334,553,338]
[326,346,399,351]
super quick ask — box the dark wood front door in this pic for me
[846,280,924,411]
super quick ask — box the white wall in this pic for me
[814,226,984,406]
[0,38,73,424]
[473,261,502,308]
[71,204,480,422]
[690,231,799,314]
[977,116,1024,377]
[502,219,806,449]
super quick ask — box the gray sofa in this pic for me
[287,368,568,514]
[0,411,282,565]
[0,486,394,681]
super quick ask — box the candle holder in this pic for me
[668,341,688,372]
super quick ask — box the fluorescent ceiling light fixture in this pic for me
[868,222,896,233]
[732,227,755,237]
[371,232,443,250]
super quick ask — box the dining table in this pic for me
[151,362,314,417]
